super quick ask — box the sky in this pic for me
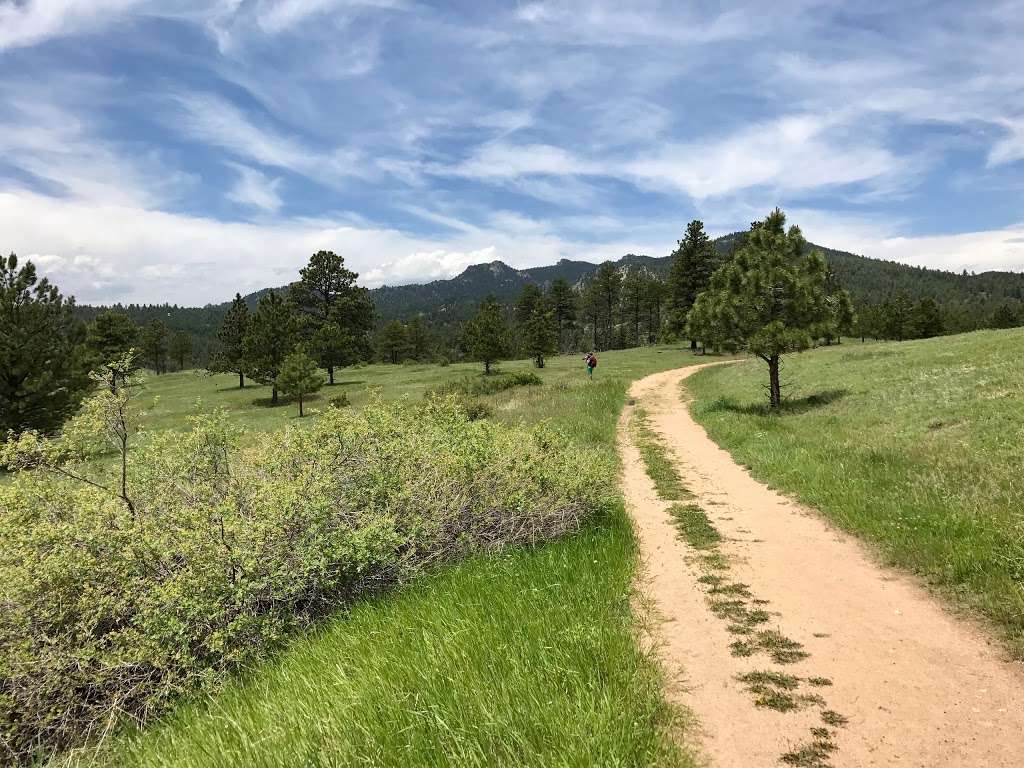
[1,0,1023,305]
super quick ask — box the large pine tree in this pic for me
[464,295,509,374]
[688,209,832,408]
[213,294,251,388]
[244,291,298,404]
[1,253,91,435]
[290,251,374,385]
[666,219,717,350]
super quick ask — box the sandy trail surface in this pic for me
[620,364,1024,768]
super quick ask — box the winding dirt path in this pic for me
[620,364,1024,768]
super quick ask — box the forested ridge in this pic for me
[73,235,1024,364]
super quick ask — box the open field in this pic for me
[62,345,706,768]
[134,347,696,439]
[687,328,1024,653]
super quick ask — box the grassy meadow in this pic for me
[687,328,1024,653]
[63,346,703,768]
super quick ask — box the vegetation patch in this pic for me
[0,371,604,765]
[667,503,720,549]
[780,736,839,768]
[631,409,691,501]
[821,710,849,728]
[430,370,543,397]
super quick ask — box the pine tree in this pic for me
[378,320,410,364]
[212,293,250,388]
[548,278,577,353]
[591,262,622,349]
[85,309,138,365]
[169,331,192,370]
[687,209,832,408]
[464,295,508,374]
[290,250,375,384]
[881,292,914,340]
[642,275,666,344]
[1,253,91,435]
[989,302,1020,329]
[275,350,325,417]
[523,306,557,368]
[912,296,944,338]
[620,269,647,347]
[666,220,717,350]
[406,315,432,361]
[514,283,544,327]
[140,319,169,374]
[244,291,298,404]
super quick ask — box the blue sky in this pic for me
[1,0,1022,304]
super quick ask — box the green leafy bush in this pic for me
[0,386,603,764]
[430,370,542,398]
[328,391,351,408]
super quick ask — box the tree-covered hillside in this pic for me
[73,236,1024,359]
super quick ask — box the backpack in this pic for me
[589,355,598,368]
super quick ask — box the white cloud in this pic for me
[0,0,142,50]
[788,208,1024,274]
[226,163,283,211]
[626,115,900,199]
[439,116,904,202]
[0,190,669,304]
[446,142,601,180]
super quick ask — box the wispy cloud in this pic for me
[1,0,1023,304]
[0,0,142,51]
[226,162,283,211]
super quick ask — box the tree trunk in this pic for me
[690,339,697,352]
[484,360,491,375]
[768,355,781,409]
[328,365,335,385]
[271,386,278,405]
[239,372,245,388]
[536,354,545,368]
[298,394,304,417]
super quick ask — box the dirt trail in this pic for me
[620,364,1024,768]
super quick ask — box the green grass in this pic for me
[91,512,688,768]
[69,345,705,767]
[632,412,691,501]
[666,503,721,549]
[687,329,1024,654]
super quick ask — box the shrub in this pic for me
[430,370,542,398]
[0,389,603,764]
[328,391,350,408]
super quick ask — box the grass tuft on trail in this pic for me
[667,504,722,550]
[631,410,691,501]
[687,329,1024,654]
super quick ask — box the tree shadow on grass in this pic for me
[329,380,365,387]
[251,393,324,409]
[706,388,850,417]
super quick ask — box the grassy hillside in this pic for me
[687,329,1024,653]
[61,346,703,768]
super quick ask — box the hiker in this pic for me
[584,351,597,379]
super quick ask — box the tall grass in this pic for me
[87,509,689,768]
[687,329,1024,654]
